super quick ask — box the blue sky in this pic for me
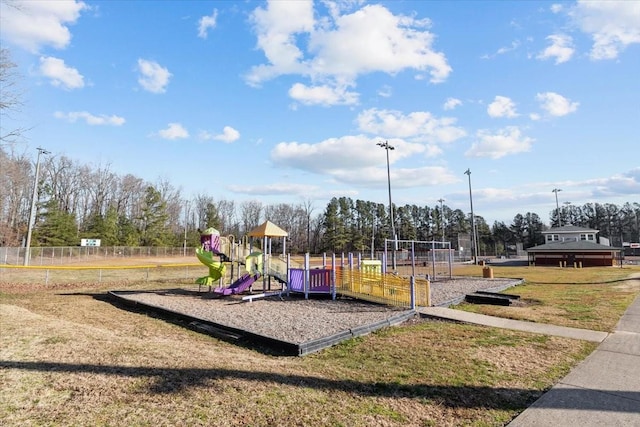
[1,0,639,225]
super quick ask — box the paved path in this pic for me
[419,306,609,342]
[419,293,640,426]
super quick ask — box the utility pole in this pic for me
[24,147,50,266]
[552,188,562,227]
[464,169,479,264]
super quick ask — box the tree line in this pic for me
[1,147,638,256]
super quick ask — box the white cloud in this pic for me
[289,82,359,106]
[217,126,240,143]
[39,56,84,89]
[588,168,640,197]
[536,92,579,117]
[137,59,172,93]
[54,111,125,126]
[247,2,451,105]
[247,0,314,84]
[0,0,87,53]
[357,108,467,144]
[270,134,457,188]
[157,123,189,140]
[228,182,320,196]
[466,126,534,159]
[272,135,421,172]
[570,0,640,60]
[550,4,563,14]
[377,85,392,98]
[197,9,218,39]
[481,40,520,59]
[537,34,574,64]
[199,126,240,143]
[487,96,518,118]
[443,97,462,110]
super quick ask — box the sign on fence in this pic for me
[81,239,101,247]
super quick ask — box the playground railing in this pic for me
[334,267,430,308]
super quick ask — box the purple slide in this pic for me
[213,273,259,296]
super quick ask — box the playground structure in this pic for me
[194,222,436,308]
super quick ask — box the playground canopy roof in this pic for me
[247,220,288,238]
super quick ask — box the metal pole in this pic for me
[371,221,375,260]
[552,188,562,227]
[24,147,50,266]
[438,198,445,242]
[377,141,396,270]
[465,169,479,265]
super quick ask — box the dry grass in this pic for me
[454,264,640,331]
[2,259,637,426]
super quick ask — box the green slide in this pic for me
[195,248,227,287]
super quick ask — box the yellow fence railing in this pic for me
[335,267,430,308]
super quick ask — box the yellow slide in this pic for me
[195,248,227,287]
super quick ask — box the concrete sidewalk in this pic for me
[419,306,609,342]
[508,294,640,426]
[419,295,640,426]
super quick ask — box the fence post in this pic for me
[304,253,310,299]
[410,276,416,310]
[286,254,291,297]
[332,253,337,293]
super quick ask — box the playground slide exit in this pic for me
[195,247,226,286]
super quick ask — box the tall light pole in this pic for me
[438,198,445,242]
[464,169,479,264]
[563,201,571,226]
[377,140,397,270]
[24,147,50,266]
[552,188,562,227]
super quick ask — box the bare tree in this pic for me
[0,147,32,245]
[302,198,315,252]
[216,198,237,235]
[240,200,262,235]
[0,48,28,145]
[192,193,215,230]
[155,178,183,237]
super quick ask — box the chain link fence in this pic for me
[0,246,196,266]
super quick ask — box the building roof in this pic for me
[247,220,289,237]
[527,240,621,253]
[542,225,598,235]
